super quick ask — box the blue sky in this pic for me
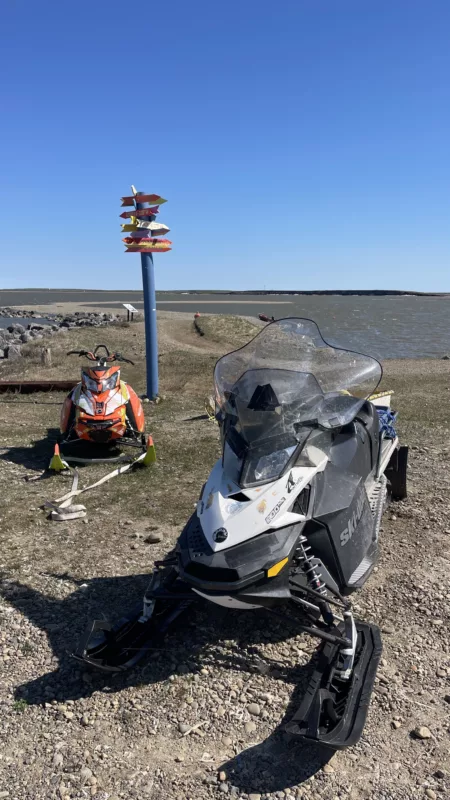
[1,0,449,291]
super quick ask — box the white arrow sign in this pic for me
[136,220,170,235]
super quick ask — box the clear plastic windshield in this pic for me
[215,318,382,447]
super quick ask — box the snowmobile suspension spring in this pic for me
[296,535,327,595]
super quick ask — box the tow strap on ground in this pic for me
[42,437,156,521]
[45,449,150,521]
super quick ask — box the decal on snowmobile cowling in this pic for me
[340,489,367,546]
[198,455,328,552]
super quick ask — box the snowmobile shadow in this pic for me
[1,573,332,787]
[0,427,60,473]
[0,573,155,704]
[218,713,331,795]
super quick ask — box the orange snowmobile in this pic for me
[51,345,155,466]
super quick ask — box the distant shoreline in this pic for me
[1,288,449,297]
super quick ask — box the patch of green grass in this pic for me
[13,699,28,713]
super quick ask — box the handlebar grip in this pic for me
[114,352,134,365]
[67,350,86,356]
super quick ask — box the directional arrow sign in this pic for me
[124,238,172,253]
[121,194,167,207]
[137,222,170,236]
[121,220,170,235]
[137,219,169,231]
[120,207,159,219]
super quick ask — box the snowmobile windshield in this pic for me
[215,318,382,486]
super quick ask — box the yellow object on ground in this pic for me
[49,444,69,472]
[369,390,394,400]
[142,436,157,465]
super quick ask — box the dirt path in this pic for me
[0,316,449,800]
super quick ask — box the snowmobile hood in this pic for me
[198,453,327,552]
[72,380,129,416]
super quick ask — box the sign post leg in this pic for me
[136,194,158,399]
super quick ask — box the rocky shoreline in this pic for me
[0,308,120,361]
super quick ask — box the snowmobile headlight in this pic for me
[102,373,119,391]
[82,374,98,392]
[253,446,296,482]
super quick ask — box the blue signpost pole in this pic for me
[135,192,159,400]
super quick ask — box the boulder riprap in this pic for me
[5,344,22,360]
[0,307,121,361]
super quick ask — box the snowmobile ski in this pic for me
[285,621,382,748]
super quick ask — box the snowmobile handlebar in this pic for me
[66,347,134,365]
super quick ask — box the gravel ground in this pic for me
[0,315,449,800]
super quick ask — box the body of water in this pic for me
[0,290,449,359]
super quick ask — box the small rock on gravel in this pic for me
[219,784,229,794]
[80,767,93,783]
[247,702,261,716]
[249,795,261,800]
[391,720,402,729]
[322,763,335,774]
[178,722,191,734]
[413,725,431,739]
[145,532,163,543]
[425,790,437,799]
[218,771,227,781]
[244,720,257,734]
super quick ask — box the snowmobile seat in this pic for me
[355,401,380,470]
[337,401,379,472]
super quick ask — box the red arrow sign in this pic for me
[121,194,167,207]
[124,238,172,253]
[120,207,159,219]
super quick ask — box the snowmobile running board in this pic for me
[285,621,382,749]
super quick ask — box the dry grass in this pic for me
[195,314,262,348]
[0,315,259,574]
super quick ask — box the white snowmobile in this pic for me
[75,318,408,749]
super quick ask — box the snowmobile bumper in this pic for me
[57,433,156,466]
[285,621,382,749]
[176,513,303,606]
